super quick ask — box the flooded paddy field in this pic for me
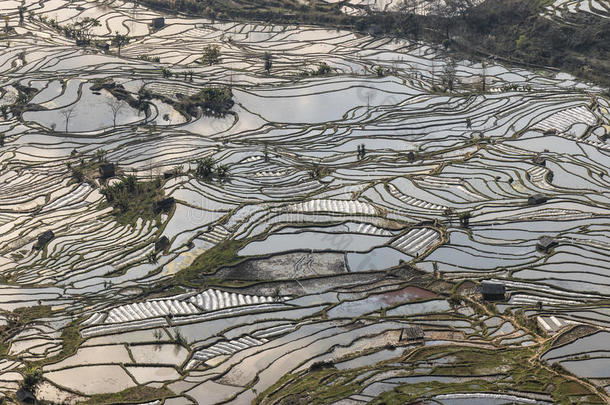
[0,0,609,403]
[544,0,610,21]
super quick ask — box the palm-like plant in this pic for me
[216,164,230,179]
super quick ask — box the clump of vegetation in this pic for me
[175,87,234,117]
[308,163,330,179]
[138,54,161,63]
[100,175,165,224]
[7,84,44,117]
[170,239,248,287]
[263,51,273,74]
[441,58,457,92]
[161,67,173,78]
[112,31,130,56]
[309,361,335,372]
[202,45,221,65]
[67,149,111,184]
[181,70,195,82]
[513,308,543,336]
[194,157,230,181]
[82,386,172,405]
[38,16,101,46]
[20,366,43,394]
[153,329,163,341]
[148,250,159,264]
[174,329,187,346]
[311,62,333,76]
[458,211,471,227]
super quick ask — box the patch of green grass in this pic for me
[171,238,249,287]
[82,386,171,404]
[373,380,498,405]
[100,176,166,225]
[254,367,363,405]
[12,305,53,323]
[256,344,603,404]
[57,321,82,359]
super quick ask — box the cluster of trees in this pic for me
[201,47,273,73]
[396,0,474,39]
[401,0,609,88]
[307,62,332,77]
[159,68,195,81]
[21,366,43,397]
[100,175,163,220]
[195,157,229,180]
[102,175,145,204]
[112,32,130,56]
[4,84,38,118]
[37,15,131,57]
[138,54,161,62]
[308,163,329,179]
[202,45,221,65]
[135,0,608,89]
[37,15,100,44]
[67,148,107,183]
[134,0,345,28]
[175,87,234,117]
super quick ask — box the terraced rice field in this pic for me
[544,0,610,20]
[323,0,485,16]
[0,0,609,404]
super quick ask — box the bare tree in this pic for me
[106,98,126,127]
[442,57,457,92]
[398,0,418,15]
[432,0,474,39]
[480,59,488,93]
[60,106,77,133]
[446,0,474,19]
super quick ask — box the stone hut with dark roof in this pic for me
[527,194,547,206]
[537,236,558,253]
[34,230,54,250]
[152,17,165,29]
[154,197,175,215]
[16,388,35,404]
[99,163,115,179]
[532,155,546,166]
[481,282,506,301]
[155,236,170,252]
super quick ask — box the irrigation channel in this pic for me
[0,0,609,403]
